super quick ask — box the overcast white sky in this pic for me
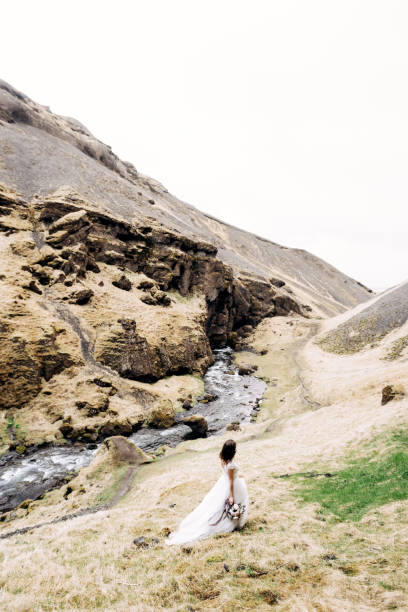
[2,1,407,289]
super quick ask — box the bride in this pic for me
[165,439,249,546]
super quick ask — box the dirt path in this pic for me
[292,320,322,410]
[0,465,138,540]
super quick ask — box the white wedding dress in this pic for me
[165,459,249,546]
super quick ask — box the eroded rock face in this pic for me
[0,308,82,411]
[0,183,305,448]
[1,192,302,399]
[94,318,212,382]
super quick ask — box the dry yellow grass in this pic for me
[1,316,407,611]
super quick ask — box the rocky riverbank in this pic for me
[0,348,265,513]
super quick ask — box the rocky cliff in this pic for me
[0,80,372,451]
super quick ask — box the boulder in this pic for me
[146,400,175,428]
[137,279,156,290]
[381,384,405,405]
[182,414,208,437]
[140,287,171,307]
[66,287,94,304]
[103,436,153,465]
[270,277,286,288]
[238,364,257,376]
[23,280,42,295]
[46,210,91,247]
[112,274,132,291]
[200,393,218,402]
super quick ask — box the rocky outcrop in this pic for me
[0,308,82,411]
[94,318,212,382]
[182,414,208,437]
[145,400,176,429]
[102,436,153,465]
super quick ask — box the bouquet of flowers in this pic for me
[226,501,246,521]
[209,499,246,526]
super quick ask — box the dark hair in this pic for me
[219,439,236,463]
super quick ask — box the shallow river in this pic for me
[0,348,265,512]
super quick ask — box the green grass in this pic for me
[0,416,27,449]
[94,465,129,505]
[297,431,408,521]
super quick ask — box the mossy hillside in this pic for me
[316,315,388,354]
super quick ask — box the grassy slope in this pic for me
[0,316,407,611]
[298,428,408,522]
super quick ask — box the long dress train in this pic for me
[165,459,249,546]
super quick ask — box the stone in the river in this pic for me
[238,364,257,376]
[227,423,241,431]
[199,393,218,403]
[182,414,208,437]
[146,400,175,428]
[154,445,169,457]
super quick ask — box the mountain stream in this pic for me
[0,348,265,513]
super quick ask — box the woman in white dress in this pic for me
[165,439,249,546]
